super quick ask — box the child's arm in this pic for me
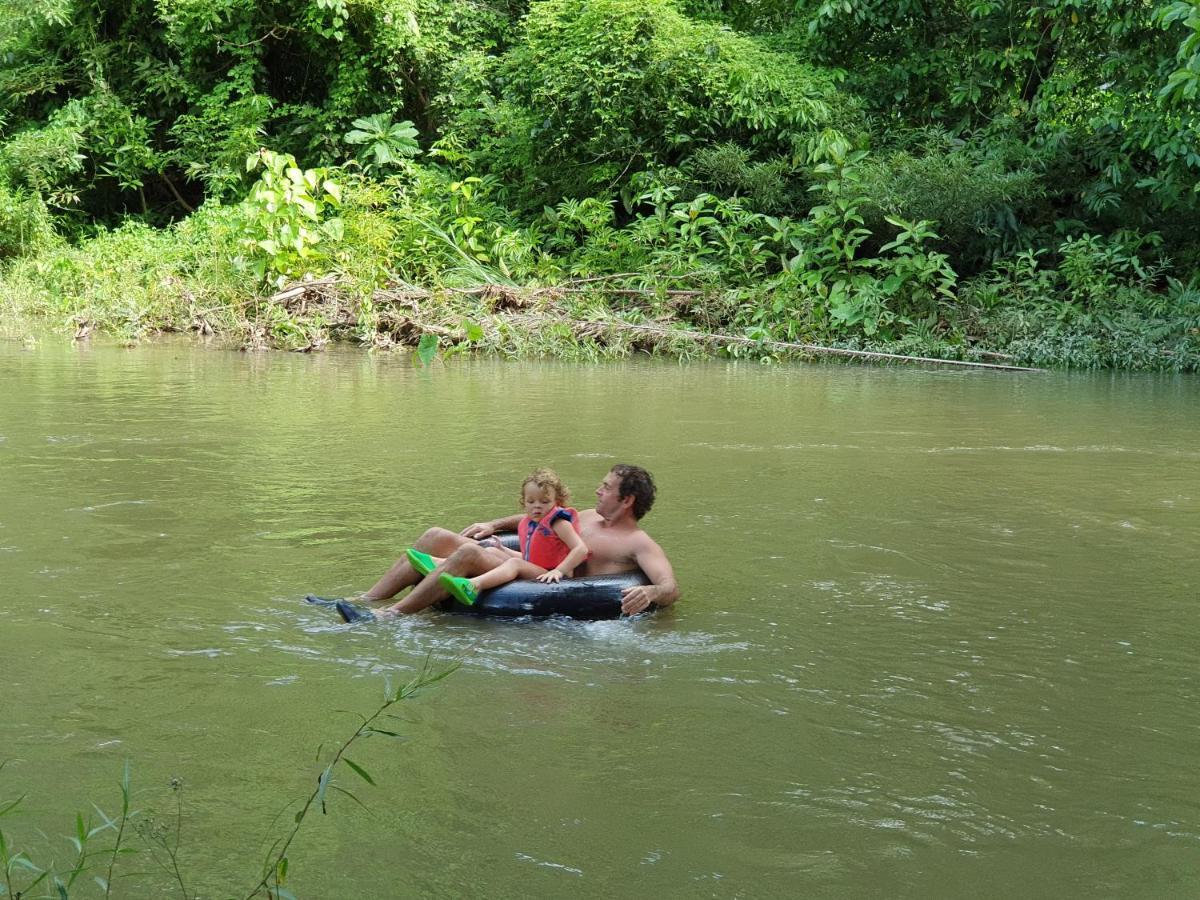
[537,518,589,583]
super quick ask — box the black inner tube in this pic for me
[436,533,651,619]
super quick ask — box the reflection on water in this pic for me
[1,338,1198,897]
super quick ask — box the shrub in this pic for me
[232,149,345,289]
[447,0,853,204]
[857,141,1043,270]
[0,181,58,259]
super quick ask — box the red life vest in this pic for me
[518,506,581,571]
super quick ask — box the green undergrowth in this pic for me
[0,661,457,899]
[1,160,1197,371]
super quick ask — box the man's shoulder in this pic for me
[627,524,662,553]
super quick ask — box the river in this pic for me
[1,338,1197,898]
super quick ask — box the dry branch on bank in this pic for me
[497,312,1046,372]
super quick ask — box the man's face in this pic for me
[594,471,624,518]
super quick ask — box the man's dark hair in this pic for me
[611,464,656,520]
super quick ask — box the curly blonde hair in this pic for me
[520,467,570,507]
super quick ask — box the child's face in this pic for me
[522,484,556,520]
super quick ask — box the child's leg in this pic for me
[470,558,546,592]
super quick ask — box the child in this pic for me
[420,468,588,606]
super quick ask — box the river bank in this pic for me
[3,264,1197,372]
[2,171,1196,372]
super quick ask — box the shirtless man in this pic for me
[355,464,678,618]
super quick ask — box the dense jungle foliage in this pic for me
[1,0,1199,368]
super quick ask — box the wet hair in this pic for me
[610,464,656,520]
[520,467,570,507]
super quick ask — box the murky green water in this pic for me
[2,338,1197,898]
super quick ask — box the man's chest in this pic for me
[580,527,633,564]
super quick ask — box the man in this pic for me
[357,464,678,617]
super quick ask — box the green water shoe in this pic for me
[439,573,478,606]
[407,548,437,576]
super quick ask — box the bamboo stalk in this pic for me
[503,313,1047,373]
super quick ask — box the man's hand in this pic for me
[620,584,659,616]
[536,568,564,584]
[460,521,496,539]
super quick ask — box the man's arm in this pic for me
[620,534,679,615]
[461,514,523,539]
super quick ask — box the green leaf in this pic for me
[342,758,376,786]
[277,856,288,884]
[329,785,371,813]
[365,727,404,738]
[373,143,394,166]
[87,818,112,839]
[0,794,25,818]
[463,319,484,342]
[416,333,438,367]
